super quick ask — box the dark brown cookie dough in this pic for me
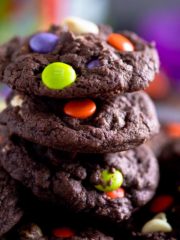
[127,139,180,240]
[0,25,159,99]
[0,91,159,153]
[0,37,24,79]
[132,232,178,240]
[0,129,159,223]
[18,223,113,240]
[0,167,23,237]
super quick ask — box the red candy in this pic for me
[52,227,75,238]
[106,187,125,199]
[64,99,96,119]
[107,33,134,51]
[150,195,174,213]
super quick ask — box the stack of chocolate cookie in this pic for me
[0,17,163,239]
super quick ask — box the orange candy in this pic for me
[150,195,174,213]
[106,187,125,199]
[52,227,75,238]
[145,72,170,100]
[107,33,134,51]
[165,123,180,138]
[64,99,96,119]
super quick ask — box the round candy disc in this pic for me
[52,227,75,238]
[95,169,123,192]
[87,59,100,69]
[42,62,76,90]
[106,187,125,199]
[150,195,174,213]
[64,99,96,119]
[166,123,180,138]
[29,32,59,53]
[107,33,134,52]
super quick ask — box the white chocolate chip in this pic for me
[20,224,43,239]
[2,144,10,153]
[141,213,172,234]
[62,16,99,35]
[153,213,167,221]
[0,101,7,112]
[10,95,23,107]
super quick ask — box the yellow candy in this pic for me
[42,62,76,90]
[95,169,123,192]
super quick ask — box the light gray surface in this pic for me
[109,0,180,29]
[156,103,180,123]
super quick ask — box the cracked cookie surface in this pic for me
[0,166,23,237]
[0,25,159,99]
[0,91,159,153]
[0,131,159,223]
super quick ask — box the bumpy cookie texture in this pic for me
[0,37,24,79]
[0,129,159,223]
[18,223,113,240]
[128,139,180,240]
[0,167,23,237]
[0,24,159,98]
[132,232,178,240]
[0,91,159,153]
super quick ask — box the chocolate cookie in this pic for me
[18,223,113,240]
[0,91,159,153]
[2,201,115,240]
[0,130,159,223]
[0,37,24,79]
[0,167,23,237]
[0,23,159,99]
[127,139,180,240]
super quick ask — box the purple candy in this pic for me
[87,59,101,69]
[29,32,59,53]
[0,84,12,99]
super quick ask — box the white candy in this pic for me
[0,101,7,112]
[21,224,43,239]
[141,213,172,234]
[10,95,23,107]
[62,16,99,35]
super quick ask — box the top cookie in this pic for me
[0,37,24,80]
[0,17,159,99]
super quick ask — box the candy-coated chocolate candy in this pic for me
[107,33,134,52]
[29,32,59,53]
[62,16,99,35]
[150,195,174,213]
[166,123,180,138]
[64,99,96,119]
[42,62,76,90]
[145,72,170,100]
[52,227,75,238]
[87,59,100,69]
[95,169,123,192]
[106,187,125,199]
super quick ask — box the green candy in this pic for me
[42,62,76,90]
[95,169,123,192]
